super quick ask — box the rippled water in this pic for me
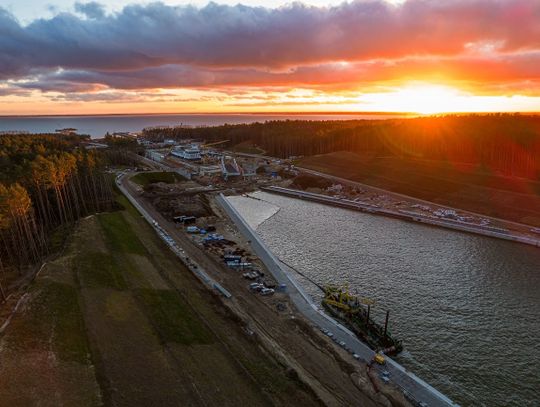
[229,192,540,407]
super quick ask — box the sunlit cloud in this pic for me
[1,0,540,114]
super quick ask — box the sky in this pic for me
[1,0,540,115]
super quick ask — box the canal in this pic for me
[228,191,540,407]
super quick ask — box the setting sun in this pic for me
[370,84,465,114]
[354,83,540,114]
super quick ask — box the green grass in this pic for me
[77,252,127,290]
[131,172,184,187]
[110,174,142,217]
[98,203,213,346]
[98,212,147,254]
[114,192,141,217]
[135,289,214,345]
[94,211,151,287]
[5,281,90,364]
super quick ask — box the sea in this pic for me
[228,192,540,407]
[0,113,407,138]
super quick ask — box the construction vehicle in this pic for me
[322,285,403,355]
[373,353,386,365]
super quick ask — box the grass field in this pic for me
[134,289,214,345]
[131,171,185,186]
[299,151,540,226]
[0,191,321,406]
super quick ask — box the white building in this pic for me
[171,144,202,160]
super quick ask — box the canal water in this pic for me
[227,192,540,407]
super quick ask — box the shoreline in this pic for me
[262,185,540,248]
[0,111,415,118]
[226,193,280,230]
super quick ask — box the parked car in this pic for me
[260,288,275,296]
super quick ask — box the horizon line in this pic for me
[1,111,539,119]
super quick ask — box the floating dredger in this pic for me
[322,285,403,355]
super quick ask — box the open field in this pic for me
[299,151,540,226]
[131,171,185,186]
[0,203,325,406]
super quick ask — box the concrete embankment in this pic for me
[217,193,458,407]
[262,186,540,248]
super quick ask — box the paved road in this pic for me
[217,193,459,407]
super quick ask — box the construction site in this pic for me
[95,135,465,407]
[138,138,540,245]
[112,130,540,407]
[0,133,468,406]
[0,160,410,407]
[109,167,414,407]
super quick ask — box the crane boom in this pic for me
[201,140,229,148]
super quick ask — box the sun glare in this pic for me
[392,85,464,114]
[364,84,467,114]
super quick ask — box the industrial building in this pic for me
[171,144,202,160]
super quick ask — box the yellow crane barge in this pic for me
[322,285,403,355]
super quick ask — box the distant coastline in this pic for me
[4,111,540,118]
[0,112,411,138]
[0,111,416,118]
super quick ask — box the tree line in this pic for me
[143,114,540,180]
[103,133,144,166]
[0,134,114,300]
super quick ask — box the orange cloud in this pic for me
[1,0,540,113]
